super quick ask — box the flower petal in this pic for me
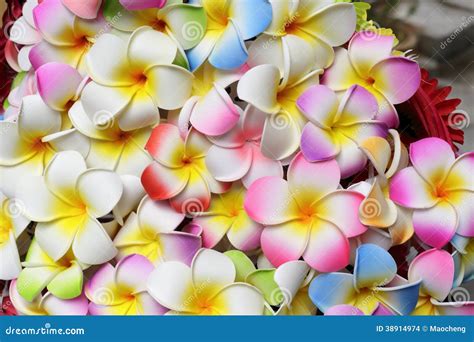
[408,249,454,301]
[115,254,154,293]
[321,47,361,91]
[205,144,252,182]
[325,305,363,316]
[303,219,350,272]
[296,85,338,128]
[375,281,422,315]
[192,249,235,293]
[444,152,474,192]
[46,262,83,299]
[227,213,263,251]
[354,244,396,290]
[338,85,379,124]
[138,196,185,233]
[62,0,102,19]
[169,172,211,214]
[260,111,301,160]
[141,162,190,200]
[242,144,283,189]
[413,201,457,249]
[208,21,248,70]
[213,283,264,315]
[300,123,339,162]
[348,32,394,77]
[309,272,356,313]
[389,167,438,209]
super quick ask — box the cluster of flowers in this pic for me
[1,0,472,316]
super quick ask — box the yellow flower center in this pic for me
[0,209,13,244]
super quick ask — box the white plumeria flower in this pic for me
[0,191,30,280]
[16,151,123,265]
[147,248,265,315]
[0,94,89,198]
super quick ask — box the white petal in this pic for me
[192,249,235,293]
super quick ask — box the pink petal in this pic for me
[242,105,267,141]
[296,85,338,128]
[115,254,155,292]
[389,167,438,209]
[338,85,379,124]
[288,153,340,203]
[36,62,83,111]
[160,232,202,266]
[190,85,240,136]
[413,201,457,249]
[34,0,76,46]
[410,137,455,187]
[316,190,367,238]
[408,249,454,301]
[325,304,364,316]
[261,221,310,267]
[348,32,394,77]
[227,214,264,251]
[334,135,369,178]
[62,0,102,19]
[303,219,350,272]
[120,0,166,10]
[141,162,189,201]
[370,57,421,104]
[241,144,283,189]
[244,176,299,225]
[300,123,339,162]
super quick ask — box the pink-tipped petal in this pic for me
[389,167,438,209]
[241,144,283,189]
[338,85,379,124]
[141,162,190,201]
[62,0,102,19]
[115,254,155,293]
[348,32,394,77]
[300,123,339,162]
[296,85,338,128]
[413,201,457,248]
[145,124,185,168]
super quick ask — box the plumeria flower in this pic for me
[324,304,394,316]
[0,191,30,280]
[69,101,152,177]
[16,151,123,265]
[103,0,206,52]
[114,196,201,265]
[205,108,283,187]
[193,183,264,251]
[81,27,193,132]
[170,62,247,136]
[0,95,89,198]
[62,0,102,19]
[2,70,37,122]
[7,0,41,71]
[390,137,473,248]
[244,153,366,271]
[297,84,387,178]
[408,249,473,315]
[322,32,421,128]
[86,254,167,315]
[10,280,88,316]
[352,130,414,245]
[147,248,265,315]
[16,239,88,301]
[141,124,229,215]
[186,0,272,71]
[30,0,110,72]
[248,0,356,71]
[237,64,322,160]
[309,244,421,315]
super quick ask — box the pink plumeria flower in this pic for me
[0,191,30,280]
[205,107,283,187]
[114,196,201,265]
[237,64,322,160]
[141,124,229,215]
[169,62,247,137]
[147,248,265,315]
[248,1,356,71]
[0,95,89,198]
[297,84,387,178]
[30,0,110,72]
[244,152,367,271]
[193,183,264,251]
[62,0,102,19]
[81,27,193,132]
[16,239,88,301]
[10,280,88,315]
[86,254,168,315]
[16,151,123,265]
[7,0,41,71]
[322,32,421,128]
[325,304,394,316]
[409,249,474,315]
[390,137,473,248]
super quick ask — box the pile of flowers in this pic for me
[1,0,472,316]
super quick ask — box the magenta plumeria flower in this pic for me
[297,84,387,178]
[390,137,473,248]
[86,254,168,315]
[322,32,421,128]
[205,107,283,187]
[409,249,474,315]
[244,153,366,271]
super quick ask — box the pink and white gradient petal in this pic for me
[296,85,338,128]
[348,32,394,77]
[389,167,438,209]
[300,123,339,162]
